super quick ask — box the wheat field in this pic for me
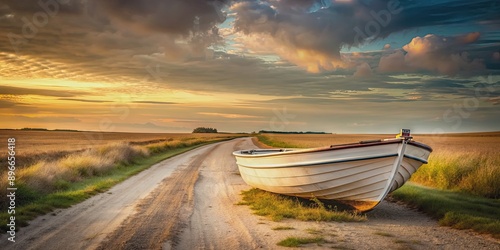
[0,130,235,168]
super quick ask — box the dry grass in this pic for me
[258,132,500,198]
[11,143,149,194]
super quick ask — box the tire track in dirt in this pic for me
[97,145,220,250]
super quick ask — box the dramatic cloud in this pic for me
[231,0,499,72]
[231,0,392,72]
[0,0,499,133]
[379,33,485,75]
[100,0,229,35]
[1,0,498,77]
[0,0,230,62]
[378,50,409,73]
[353,62,373,78]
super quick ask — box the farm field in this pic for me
[0,130,233,158]
[0,130,240,168]
[257,131,500,151]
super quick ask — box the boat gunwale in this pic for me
[233,139,432,158]
[237,153,400,168]
[236,151,429,169]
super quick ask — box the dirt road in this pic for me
[2,138,498,249]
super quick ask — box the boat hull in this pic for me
[233,139,432,211]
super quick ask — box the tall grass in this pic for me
[410,149,500,198]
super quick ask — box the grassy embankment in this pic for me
[252,133,500,239]
[0,135,237,233]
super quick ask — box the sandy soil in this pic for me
[1,138,499,249]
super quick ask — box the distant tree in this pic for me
[192,127,218,133]
[21,128,48,131]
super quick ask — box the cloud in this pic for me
[230,0,366,72]
[493,52,500,61]
[0,85,88,97]
[186,1,485,72]
[100,0,228,36]
[379,33,486,75]
[58,98,113,103]
[0,99,19,109]
[378,50,410,73]
[112,122,189,133]
[0,0,230,64]
[132,101,178,105]
[231,0,500,73]
[353,62,373,78]
[198,112,262,119]
[0,0,498,80]
[99,0,230,60]
[5,115,81,124]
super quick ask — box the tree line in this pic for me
[192,127,218,133]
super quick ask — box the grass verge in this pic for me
[0,141,222,233]
[277,236,325,247]
[237,188,366,222]
[391,182,500,239]
[255,134,300,148]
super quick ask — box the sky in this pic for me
[0,0,499,134]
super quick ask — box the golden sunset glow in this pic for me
[0,1,498,133]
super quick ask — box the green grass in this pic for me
[0,141,224,233]
[237,188,366,222]
[256,134,300,148]
[391,182,500,239]
[277,236,325,247]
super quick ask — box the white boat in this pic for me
[233,129,432,211]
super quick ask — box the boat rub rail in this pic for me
[237,138,432,158]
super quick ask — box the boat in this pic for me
[233,129,432,211]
